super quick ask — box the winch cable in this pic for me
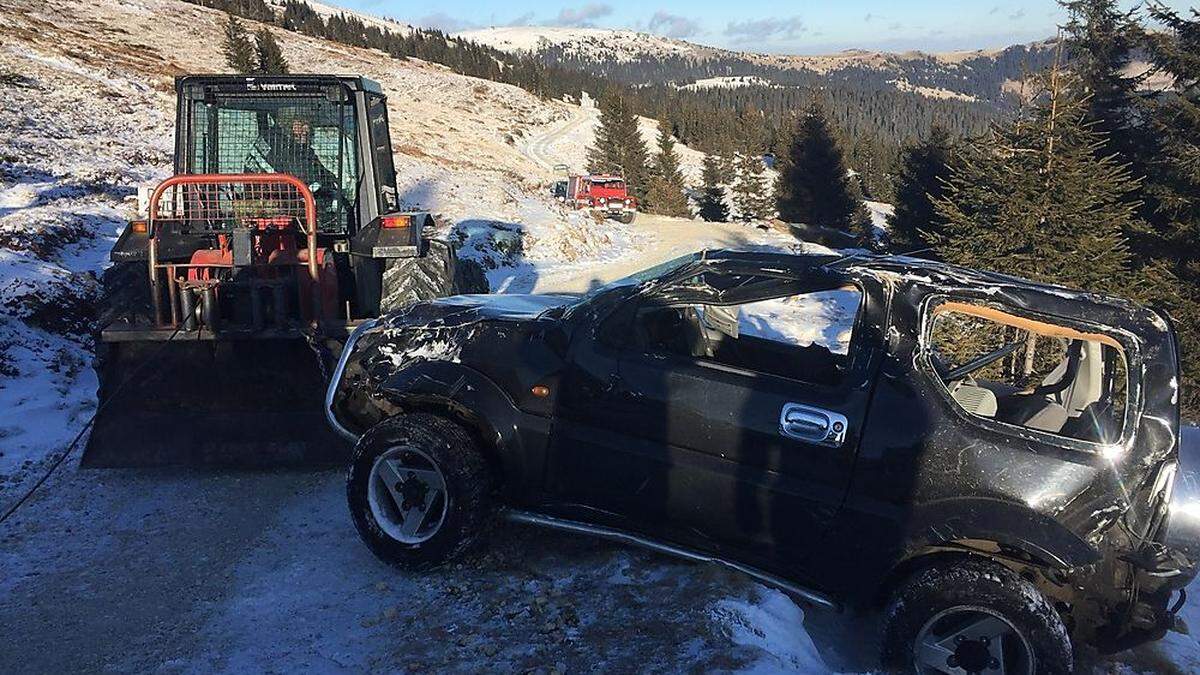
[303,328,336,384]
[0,327,183,526]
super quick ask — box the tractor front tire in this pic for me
[99,261,154,326]
[380,250,453,313]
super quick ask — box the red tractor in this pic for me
[558,174,637,223]
[84,74,486,466]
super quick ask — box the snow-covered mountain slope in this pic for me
[282,0,415,35]
[679,75,777,91]
[457,26,712,62]
[458,24,1052,101]
[460,25,1036,73]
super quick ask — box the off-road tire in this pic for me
[379,241,488,312]
[346,413,493,571]
[616,212,636,224]
[454,256,489,294]
[99,260,154,326]
[881,557,1072,674]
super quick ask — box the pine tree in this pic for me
[254,27,289,74]
[698,154,729,222]
[587,89,651,203]
[731,151,773,222]
[1142,3,1200,246]
[222,15,255,74]
[889,125,954,254]
[774,102,864,233]
[1143,2,1200,414]
[1061,0,1146,161]
[931,66,1140,296]
[646,119,691,218]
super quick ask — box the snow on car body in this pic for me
[326,249,1195,673]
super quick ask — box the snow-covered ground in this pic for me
[1,0,1199,672]
[680,75,779,91]
[456,25,709,62]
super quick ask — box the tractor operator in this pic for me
[259,109,344,229]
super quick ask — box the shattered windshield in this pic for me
[578,254,697,301]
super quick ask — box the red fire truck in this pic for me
[557,174,638,223]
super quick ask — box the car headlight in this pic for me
[599,198,607,204]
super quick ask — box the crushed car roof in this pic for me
[697,248,1149,315]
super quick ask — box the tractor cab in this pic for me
[175,75,398,236]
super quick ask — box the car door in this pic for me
[547,261,886,574]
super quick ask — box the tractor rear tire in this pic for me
[454,257,489,294]
[380,249,453,313]
[379,240,489,312]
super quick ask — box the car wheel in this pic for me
[881,557,1072,675]
[346,413,492,570]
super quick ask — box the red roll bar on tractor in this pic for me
[146,173,322,329]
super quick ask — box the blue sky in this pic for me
[343,0,1194,54]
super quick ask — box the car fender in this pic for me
[901,496,1102,571]
[377,360,540,494]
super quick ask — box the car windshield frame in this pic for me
[557,253,700,320]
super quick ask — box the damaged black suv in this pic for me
[326,250,1196,673]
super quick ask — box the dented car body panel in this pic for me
[327,250,1195,651]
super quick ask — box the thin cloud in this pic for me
[418,12,479,32]
[648,10,701,38]
[1009,9,1026,20]
[507,12,536,26]
[724,16,806,42]
[555,3,613,27]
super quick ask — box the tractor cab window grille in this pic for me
[186,92,359,234]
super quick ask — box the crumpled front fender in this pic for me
[378,360,549,496]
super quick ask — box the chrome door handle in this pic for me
[779,403,848,447]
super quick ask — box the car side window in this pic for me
[629,277,863,387]
[924,301,1129,445]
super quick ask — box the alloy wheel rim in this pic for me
[913,606,1035,675]
[367,446,448,544]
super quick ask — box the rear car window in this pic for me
[925,301,1128,445]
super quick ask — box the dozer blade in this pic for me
[82,338,350,468]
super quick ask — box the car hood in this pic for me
[426,293,578,320]
[352,293,575,382]
[372,293,577,330]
